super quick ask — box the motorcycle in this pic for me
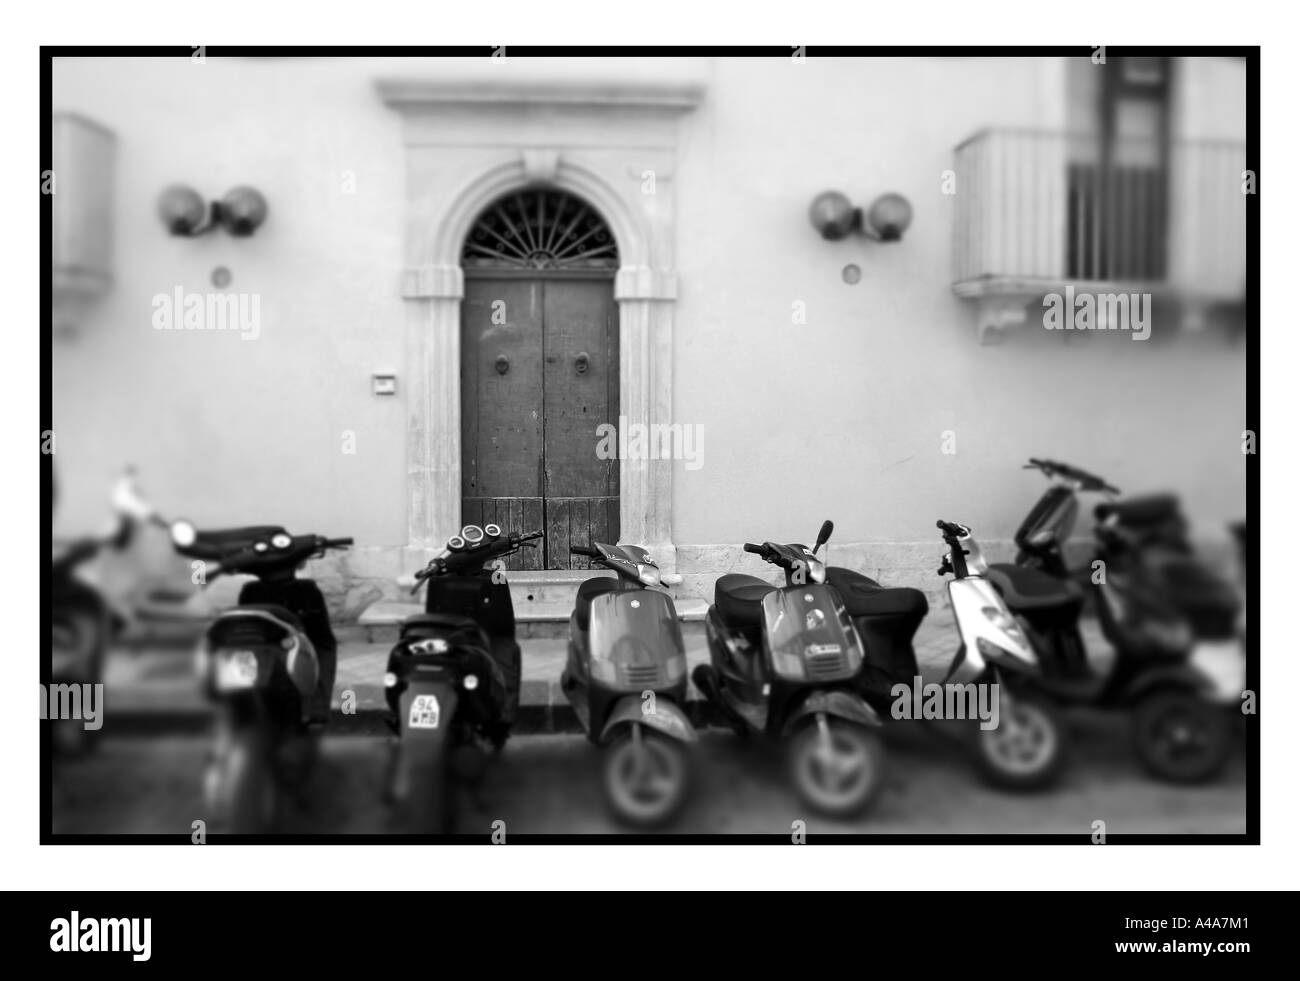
[996,458,1245,782]
[169,518,351,833]
[386,523,539,833]
[825,519,1061,790]
[562,542,697,827]
[693,520,886,818]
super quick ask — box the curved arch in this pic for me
[462,187,617,270]
[427,154,650,275]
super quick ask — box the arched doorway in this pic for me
[459,188,620,570]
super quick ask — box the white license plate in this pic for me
[215,650,260,692]
[408,694,441,729]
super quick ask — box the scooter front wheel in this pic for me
[1133,690,1232,784]
[602,728,690,828]
[972,690,1066,791]
[787,717,885,818]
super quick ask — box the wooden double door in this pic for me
[461,274,619,570]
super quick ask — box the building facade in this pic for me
[51,55,1248,616]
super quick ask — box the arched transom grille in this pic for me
[462,189,618,271]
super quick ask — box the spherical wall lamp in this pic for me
[157,185,209,236]
[157,184,269,237]
[809,190,912,244]
[220,186,269,237]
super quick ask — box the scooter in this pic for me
[998,458,1245,782]
[825,519,1063,790]
[1012,458,1188,578]
[386,523,540,833]
[693,521,886,817]
[48,470,167,755]
[168,518,351,833]
[562,543,697,827]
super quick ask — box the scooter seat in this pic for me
[573,576,637,631]
[988,564,1085,614]
[1095,494,1182,526]
[826,567,929,618]
[714,574,776,630]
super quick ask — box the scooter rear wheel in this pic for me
[1133,690,1232,784]
[602,729,690,828]
[972,690,1066,791]
[207,728,277,834]
[787,718,885,818]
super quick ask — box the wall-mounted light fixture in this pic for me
[809,190,912,243]
[157,184,269,237]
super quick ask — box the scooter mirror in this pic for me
[170,519,197,548]
[111,471,155,521]
[814,520,834,552]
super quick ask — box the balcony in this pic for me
[951,128,1247,342]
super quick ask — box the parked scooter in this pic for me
[826,519,1062,789]
[693,521,886,817]
[168,518,351,832]
[386,523,539,833]
[49,470,166,755]
[562,543,697,827]
[1012,458,1188,578]
[997,458,1245,782]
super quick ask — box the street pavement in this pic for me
[60,615,1246,836]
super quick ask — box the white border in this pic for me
[4,1,1292,892]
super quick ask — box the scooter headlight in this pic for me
[463,673,479,691]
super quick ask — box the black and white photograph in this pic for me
[4,0,1289,949]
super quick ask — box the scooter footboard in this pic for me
[781,688,881,737]
[598,693,698,744]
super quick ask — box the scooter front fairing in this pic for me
[586,589,688,694]
[760,583,864,684]
[944,577,1039,686]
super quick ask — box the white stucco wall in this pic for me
[52,55,1247,590]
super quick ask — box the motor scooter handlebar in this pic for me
[570,545,601,558]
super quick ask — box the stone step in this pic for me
[362,570,706,640]
[357,591,710,642]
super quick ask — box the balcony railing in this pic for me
[952,128,1246,301]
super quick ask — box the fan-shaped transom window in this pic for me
[462,189,618,271]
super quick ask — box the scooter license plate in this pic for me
[409,694,441,729]
[214,650,259,691]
